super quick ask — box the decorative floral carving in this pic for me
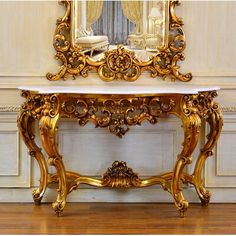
[102,161,140,188]
[46,0,192,82]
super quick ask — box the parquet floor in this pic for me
[0,203,235,234]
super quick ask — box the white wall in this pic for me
[0,1,236,203]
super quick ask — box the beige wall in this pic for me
[0,1,236,203]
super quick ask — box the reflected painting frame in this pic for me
[47,0,192,82]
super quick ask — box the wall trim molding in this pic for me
[0,106,20,113]
[0,187,235,203]
[221,106,236,113]
[0,105,235,113]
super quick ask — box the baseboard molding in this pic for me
[0,187,235,203]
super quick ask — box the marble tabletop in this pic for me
[18,84,220,95]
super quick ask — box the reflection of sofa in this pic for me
[145,34,163,50]
[75,36,109,57]
[127,34,145,50]
[127,33,163,50]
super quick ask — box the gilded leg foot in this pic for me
[53,204,63,216]
[199,187,211,206]
[177,199,188,217]
[34,200,42,206]
[29,150,48,205]
[52,197,66,216]
[193,150,213,206]
[32,188,44,205]
[48,157,67,216]
[173,191,189,218]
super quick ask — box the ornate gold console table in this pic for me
[17,85,223,217]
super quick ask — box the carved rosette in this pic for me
[46,0,192,82]
[97,46,141,81]
[102,161,141,188]
[61,96,176,137]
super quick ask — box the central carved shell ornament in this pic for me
[102,161,141,188]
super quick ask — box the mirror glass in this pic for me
[71,0,169,61]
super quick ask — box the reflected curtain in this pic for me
[86,0,104,29]
[92,1,135,45]
[121,1,143,34]
[75,1,82,28]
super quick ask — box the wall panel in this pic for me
[206,113,236,188]
[181,1,236,76]
[58,120,182,177]
[0,112,30,187]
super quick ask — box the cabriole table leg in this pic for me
[17,109,49,205]
[172,113,201,217]
[39,113,67,216]
[193,106,223,206]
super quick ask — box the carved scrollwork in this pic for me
[182,91,220,118]
[47,0,192,82]
[20,91,60,120]
[20,91,44,120]
[61,96,176,137]
[102,161,141,188]
[97,46,141,82]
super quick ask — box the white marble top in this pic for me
[18,85,220,95]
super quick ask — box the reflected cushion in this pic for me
[75,36,109,48]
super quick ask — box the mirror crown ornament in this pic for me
[46,0,192,82]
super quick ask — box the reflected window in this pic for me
[72,0,168,61]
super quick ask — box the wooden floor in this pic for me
[0,203,235,234]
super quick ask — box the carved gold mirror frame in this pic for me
[47,0,192,82]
